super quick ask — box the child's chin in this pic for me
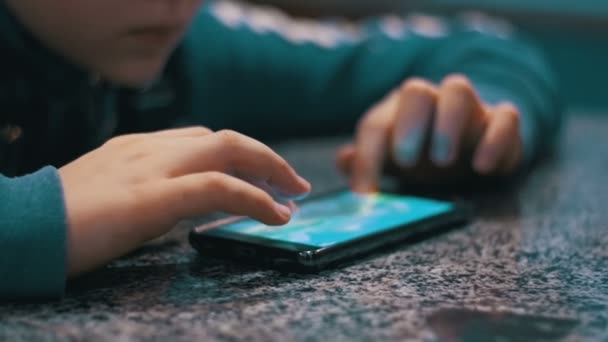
[101,63,165,89]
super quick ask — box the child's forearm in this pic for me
[414,28,564,166]
[183,2,563,163]
[0,167,67,299]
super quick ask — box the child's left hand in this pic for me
[337,74,523,192]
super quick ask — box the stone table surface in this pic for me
[1,114,607,341]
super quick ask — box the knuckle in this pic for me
[215,129,241,147]
[496,102,521,127]
[400,78,436,98]
[203,171,228,192]
[441,74,474,93]
[191,125,213,135]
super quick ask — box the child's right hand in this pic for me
[58,127,311,276]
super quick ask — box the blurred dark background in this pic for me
[247,0,608,113]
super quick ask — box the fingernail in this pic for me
[272,183,310,202]
[273,175,311,200]
[274,202,292,219]
[286,192,310,201]
[431,133,452,166]
[395,129,423,167]
[275,192,310,203]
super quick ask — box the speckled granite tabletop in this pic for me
[1,114,607,341]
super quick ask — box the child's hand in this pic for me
[59,127,311,275]
[337,74,523,192]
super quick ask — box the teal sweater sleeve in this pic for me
[180,1,563,164]
[0,166,67,299]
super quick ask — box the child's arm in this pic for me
[0,167,67,298]
[1,128,310,299]
[180,1,562,182]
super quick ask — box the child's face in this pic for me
[6,0,203,86]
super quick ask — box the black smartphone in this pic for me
[189,189,471,272]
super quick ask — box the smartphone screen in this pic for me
[203,191,455,249]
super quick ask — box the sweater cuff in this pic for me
[0,166,68,299]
